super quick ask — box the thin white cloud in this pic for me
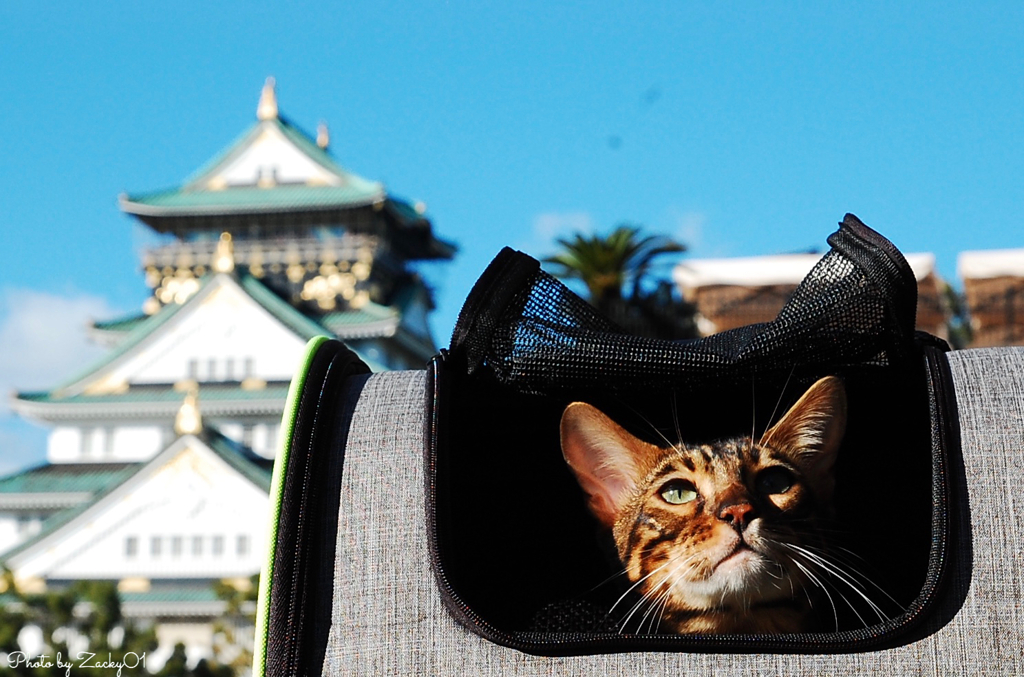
[533,211,594,242]
[516,211,595,258]
[0,288,122,473]
[0,289,118,392]
[672,210,706,253]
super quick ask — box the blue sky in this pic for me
[1,2,1022,470]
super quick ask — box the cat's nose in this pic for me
[718,501,758,529]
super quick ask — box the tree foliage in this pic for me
[0,574,257,677]
[0,579,156,676]
[544,224,697,340]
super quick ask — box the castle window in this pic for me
[103,427,115,456]
[212,535,224,557]
[150,536,162,558]
[81,427,94,456]
[125,536,138,558]
[171,536,183,557]
[207,358,217,381]
[237,534,249,557]
[187,358,199,379]
[192,535,203,556]
[244,357,255,378]
[225,358,235,381]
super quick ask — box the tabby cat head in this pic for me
[560,376,846,634]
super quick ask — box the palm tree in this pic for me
[544,224,697,339]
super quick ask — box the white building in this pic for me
[2,79,453,668]
[673,251,948,338]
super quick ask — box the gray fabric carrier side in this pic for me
[318,348,1021,676]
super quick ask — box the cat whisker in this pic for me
[760,365,796,442]
[784,547,893,624]
[609,557,678,617]
[649,556,703,634]
[793,542,902,609]
[762,561,786,582]
[791,559,840,631]
[620,582,670,634]
[750,372,757,451]
[781,543,890,627]
[671,391,684,454]
[782,544,889,608]
[613,399,679,450]
[625,569,688,633]
[591,566,637,588]
[617,554,698,634]
[639,584,673,635]
[561,375,848,635]
[645,560,697,635]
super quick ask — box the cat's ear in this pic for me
[760,376,846,500]
[560,402,646,528]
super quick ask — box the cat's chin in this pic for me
[677,547,796,609]
[716,545,759,572]
[710,551,773,593]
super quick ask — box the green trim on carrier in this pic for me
[253,334,331,677]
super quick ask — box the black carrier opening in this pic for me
[426,215,962,655]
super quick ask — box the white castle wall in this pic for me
[48,421,279,464]
[112,281,307,387]
[12,438,269,581]
[48,426,167,463]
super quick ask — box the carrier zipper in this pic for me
[261,339,368,676]
[253,335,330,677]
[425,346,960,656]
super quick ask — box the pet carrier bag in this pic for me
[254,215,1022,676]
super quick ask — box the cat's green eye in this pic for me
[756,467,795,495]
[660,480,698,505]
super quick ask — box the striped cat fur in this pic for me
[560,376,847,634]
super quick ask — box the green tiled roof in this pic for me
[121,118,385,217]
[202,429,273,492]
[16,383,292,406]
[236,275,388,370]
[0,463,138,495]
[2,427,272,561]
[182,116,349,189]
[120,586,221,604]
[319,301,399,336]
[96,284,406,339]
[122,183,385,215]
[53,297,187,393]
[1,465,148,560]
[12,273,390,416]
[42,274,326,397]
[92,313,149,334]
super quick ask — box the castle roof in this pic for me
[10,272,389,425]
[0,463,138,510]
[119,115,387,217]
[1,428,271,568]
[118,80,454,261]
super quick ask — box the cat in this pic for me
[559,375,847,634]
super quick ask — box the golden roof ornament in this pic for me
[316,121,330,150]
[175,386,203,436]
[257,76,278,121]
[212,232,235,273]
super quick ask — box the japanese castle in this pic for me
[1,79,452,664]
